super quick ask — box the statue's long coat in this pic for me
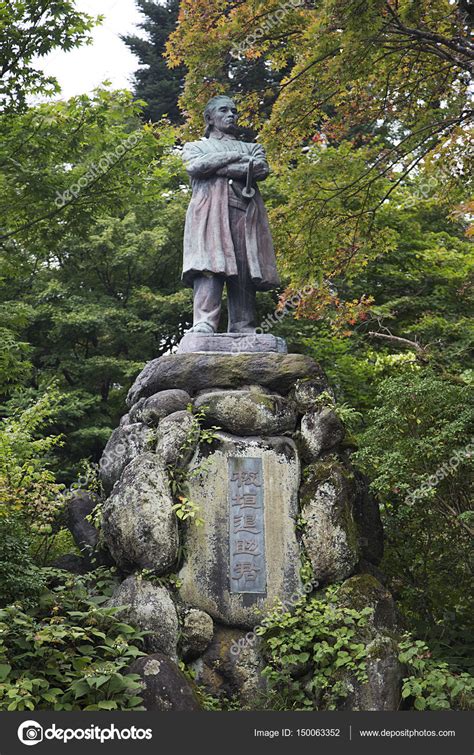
[181,133,280,290]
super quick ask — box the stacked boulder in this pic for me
[74,351,402,710]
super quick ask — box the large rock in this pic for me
[336,574,401,635]
[127,353,323,406]
[191,625,266,707]
[194,389,297,436]
[155,410,199,467]
[336,575,403,711]
[52,553,90,575]
[291,377,333,411]
[129,653,201,711]
[66,490,112,568]
[129,389,191,426]
[99,423,151,494]
[178,433,303,628]
[180,608,214,661]
[102,453,178,573]
[299,407,345,462]
[108,576,179,658]
[300,457,360,585]
[67,490,99,553]
[342,636,403,711]
[352,471,384,565]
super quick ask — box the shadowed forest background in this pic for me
[0,0,472,711]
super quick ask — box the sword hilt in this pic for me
[242,157,256,198]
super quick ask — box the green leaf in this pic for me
[0,664,11,681]
[97,700,118,710]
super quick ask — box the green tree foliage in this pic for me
[122,0,185,123]
[271,190,472,401]
[0,0,98,112]
[263,186,473,681]
[166,0,473,297]
[0,387,74,588]
[0,388,64,528]
[0,89,191,476]
[0,519,46,608]
[355,371,473,663]
[123,0,288,132]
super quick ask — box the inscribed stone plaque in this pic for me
[178,433,302,627]
[229,457,266,594]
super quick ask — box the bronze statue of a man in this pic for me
[182,95,280,334]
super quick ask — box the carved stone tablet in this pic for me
[178,433,302,628]
[229,457,266,595]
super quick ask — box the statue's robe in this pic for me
[181,133,280,290]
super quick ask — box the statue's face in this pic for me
[207,98,238,134]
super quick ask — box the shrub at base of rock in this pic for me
[129,653,201,711]
[102,453,178,573]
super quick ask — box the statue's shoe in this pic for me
[189,322,215,334]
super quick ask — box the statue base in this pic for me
[177,332,287,355]
[96,349,401,710]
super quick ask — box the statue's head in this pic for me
[204,95,238,138]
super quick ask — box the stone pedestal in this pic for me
[96,350,400,710]
[177,332,287,354]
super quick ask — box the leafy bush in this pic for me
[257,588,372,710]
[0,570,146,711]
[0,517,45,607]
[0,388,66,541]
[355,370,473,657]
[399,636,474,711]
[0,388,82,569]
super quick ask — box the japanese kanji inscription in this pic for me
[228,457,266,594]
